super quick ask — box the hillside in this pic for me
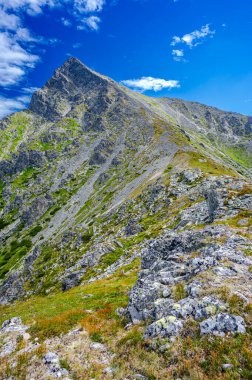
[0,57,251,379]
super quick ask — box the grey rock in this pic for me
[134,375,147,380]
[144,316,183,338]
[162,287,171,298]
[22,196,51,226]
[61,270,84,291]
[186,281,202,297]
[115,307,127,317]
[1,317,28,333]
[212,266,237,277]
[182,169,202,184]
[128,305,142,324]
[200,313,246,335]
[125,218,143,236]
[222,363,233,370]
[159,343,171,352]
[44,352,69,377]
[154,298,174,320]
[90,342,106,351]
[89,139,115,165]
[204,186,219,222]
[44,352,60,365]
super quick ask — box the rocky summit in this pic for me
[0,58,251,379]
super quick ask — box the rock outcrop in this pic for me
[127,175,252,338]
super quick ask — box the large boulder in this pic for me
[200,313,246,335]
[144,316,183,338]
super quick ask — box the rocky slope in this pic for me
[0,57,251,379]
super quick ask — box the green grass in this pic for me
[0,255,251,380]
[222,144,252,169]
[0,179,5,209]
[173,150,237,176]
[11,167,39,191]
[0,112,33,159]
[29,118,83,153]
[28,225,43,237]
[172,283,187,301]
[0,238,32,279]
[0,261,140,340]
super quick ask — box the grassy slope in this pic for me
[0,92,252,378]
[0,258,251,379]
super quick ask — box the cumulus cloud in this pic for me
[0,94,31,118]
[0,3,40,88]
[171,24,215,48]
[15,27,40,42]
[0,0,56,16]
[0,0,63,88]
[74,0,105,13]
[0,8,20,30]
[78,15,101,31]
[0,31,39,86]
[22,86,39,94]
[121,76,180,92]
[172,49,184,62]
[61,17,72,26]
[1,0,106,27]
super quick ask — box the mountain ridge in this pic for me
[0,57,251,380]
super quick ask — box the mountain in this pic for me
[0,58,251,379]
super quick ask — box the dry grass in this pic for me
[0,258,252,379]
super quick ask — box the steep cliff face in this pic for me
[0,58,251,380]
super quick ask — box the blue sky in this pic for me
[0,0,252,118]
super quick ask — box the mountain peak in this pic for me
[63,56,83,65]
[57,56,93,75]
[29,58,111,121]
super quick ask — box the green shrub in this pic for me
[29,225,43,237]
[59,359,70,371]
[90,332,103,343]
[50,206,61,215]
[82,228,93,243]
[10,240,20,250]
[20,238,32,249]
[172,283,187,301]
[0,218,9,230]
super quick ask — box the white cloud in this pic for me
[0,0,56,16]
[172,49,184,62]
[0,0,106,33]
[0,0,106,16]
[0,94,31,118]
[172,49,183,57]
[15,27,39,42]
[0,31,39,86]
[78,15,101,31]
[171,24,215,48]
[0,4,40,87]
[0,0,61,88]
[74,0,105,13]
[0,8,20,30]
[22,86,39,93]
[121,76,180,92]
[0,0,106,91]
[171,36,180,45]
[61,17,72,27]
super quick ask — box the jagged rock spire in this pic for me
[29,57,111,121]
